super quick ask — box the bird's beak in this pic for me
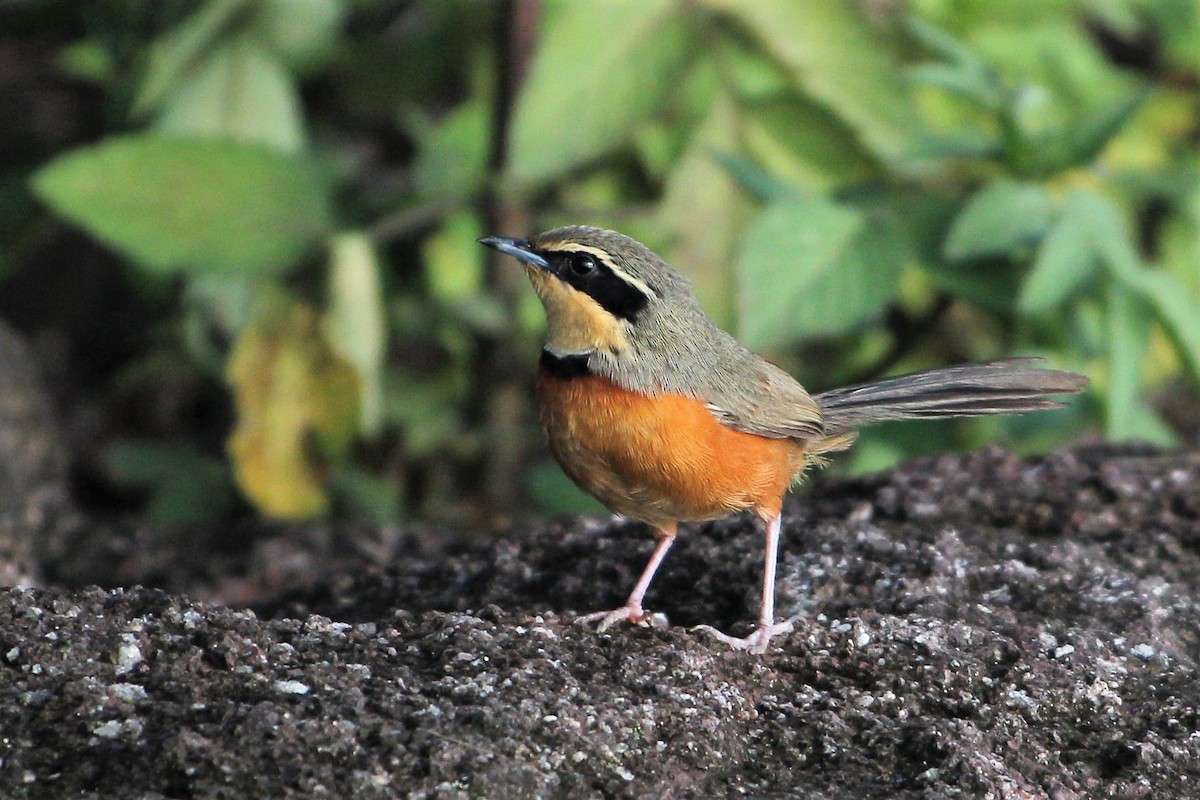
[478,235,550,269]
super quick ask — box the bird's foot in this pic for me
[695,619,795,654]
[576,604,668,632]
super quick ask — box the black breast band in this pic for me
[539,350,593,379]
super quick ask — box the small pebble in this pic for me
[274,680,311,695]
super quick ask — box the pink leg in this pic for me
[698,513,794,653]
[577,523,676,631]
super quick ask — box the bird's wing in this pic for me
[705,358,825,440]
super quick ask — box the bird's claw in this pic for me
[694,619,795,654]
[576,605,668,631]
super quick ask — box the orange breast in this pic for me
[537,372,805,526]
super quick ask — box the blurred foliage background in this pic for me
[2,0,1198,528]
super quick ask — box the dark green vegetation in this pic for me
[2,0,1198,525]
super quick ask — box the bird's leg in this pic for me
[577,523,676,631]
[698,513,794,653]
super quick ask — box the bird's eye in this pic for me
[569,254,597,276]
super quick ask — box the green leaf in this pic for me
[711,151,799,204]
[790,217,905,338]
[56,40,117,85]
[1120,269,1200,383]
[330,464,403,524]
[923,259,1026,313]
[944,180,1053,260]
[32,135,330,274]
[155,36,305,154]
[526,461,606,516]
[904,14,983,71]
[742,95,878,191]
[413,98,490,201]
[1088,193,1200,381]
[103,441,236,523]
[711,29,792,100]
[736,197,864,349]
[422,211,486,302]
[906,63,1000,109]
[1018,191,1101,313]
[1156,0,1200,73]
[1064,87,1148,167]
[705,0,918,162]
[253,0,344,71]
[508,0,693,185]
[133,0,252,117]
[906,132,1002,161]
[659,92,752,327]
[1104,282,1150,441]
[901,187,1026,312]
[385,371,463,459]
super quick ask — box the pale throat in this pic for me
[526,267,631,356]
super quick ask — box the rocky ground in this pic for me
[2,444,1199,799]
[3,321,1200,798]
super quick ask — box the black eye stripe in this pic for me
[541,251,649,322]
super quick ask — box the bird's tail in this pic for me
[814,358,1088,433]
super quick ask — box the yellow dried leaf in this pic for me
[227,299,359,518]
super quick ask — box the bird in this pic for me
[479,226,1088,653]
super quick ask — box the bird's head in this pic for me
[478,226,695,359]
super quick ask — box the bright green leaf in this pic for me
[156,36,305,154]
[705,0,918,162]
[1087,194,1199,367]
[791,218,905,339]
[1101,279,1175,446]
[508,0,693,185]
[1121,269,1200,383]
[1086,194,1142,281]
[32,135,330,274]
[736,197,863,349]
[1019,191,1101,312]
[944,179,1053,260]
[422,210,485,302]
[1088,193,1200,381]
